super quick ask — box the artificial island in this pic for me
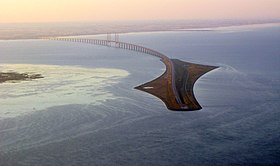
[0,72,43,84]
[50,35,218,111]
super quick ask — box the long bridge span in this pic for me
[49,37,217,111]
[50,37,169,61]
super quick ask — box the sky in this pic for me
[0,0,280,23]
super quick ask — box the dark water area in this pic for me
[0,24,280,165]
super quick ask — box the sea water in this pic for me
[0,24,279,165]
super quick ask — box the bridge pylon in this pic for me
[115,33,120,48]
[114,33,119,48]
[107,33,111,47]
[106,33,120,48]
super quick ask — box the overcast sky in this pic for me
[1,0,280,23]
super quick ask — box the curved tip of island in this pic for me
[135,59,218,111]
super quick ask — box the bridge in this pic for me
[49,35,217,111]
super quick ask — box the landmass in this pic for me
[135,59,218,111]
[0,72,43,83]
[1,19,279,40]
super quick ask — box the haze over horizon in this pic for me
[1,0,280,23]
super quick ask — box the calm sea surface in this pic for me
[0,24,279,165]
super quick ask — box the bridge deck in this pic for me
[50,37,218,111]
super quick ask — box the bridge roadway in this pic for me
[49,37,215,111]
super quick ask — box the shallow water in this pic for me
[0,24,279,165]
[0,64,129,118]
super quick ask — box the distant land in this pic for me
[0,19,279,40]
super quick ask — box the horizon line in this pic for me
[1,18,280,25]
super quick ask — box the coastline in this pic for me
[0,20,279,40]
[1,16,279,165]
